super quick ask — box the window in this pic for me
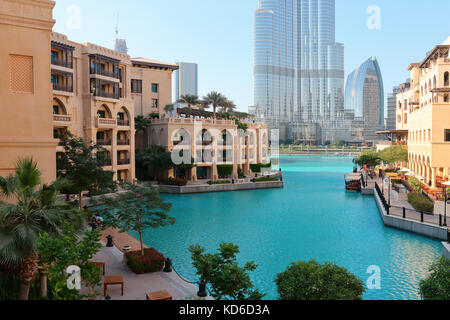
[51,51,59,60]
[51,74,58,84]
[445,72,449,87]
[53,129,58,139]
[131,79,142,93]
[97,110,106,118]
[96,131,105,140]
[445,130,450,142]
[444,94,449,103]
[117,112,125,120]
[53,105,59,115]
[151,83,159,93]
[404,113,407,124]
[152,99,158,108]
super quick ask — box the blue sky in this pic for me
[53,0,450,112]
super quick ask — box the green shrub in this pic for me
[160,178,187,186]
[408,177,423,193]
[275,260,365,300]
[419,258,450,300]
[208,180,231,185]
[238,167,245,179]
[217,165,233,178]
[408,192,434,213]
[126,248,165,274]
[250,163,272,173]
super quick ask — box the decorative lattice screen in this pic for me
[9,55,34,93]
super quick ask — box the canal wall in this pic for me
[443,242,450,259]
[373,189,448,241]
[158,181,284,195]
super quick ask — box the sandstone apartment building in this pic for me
[1,0,270,184]
[396,39,450,188]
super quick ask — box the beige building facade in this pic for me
[0,0,57,183]
[149,118,269,181]
[51,33,136,182]
[397,42,450,188]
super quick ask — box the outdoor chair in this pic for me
[146,290,173,300]
[104,275,124,297]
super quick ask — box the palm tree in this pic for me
[0,158,84,300]
[135,115,152,149]
[164,104,175,118]
[176,95,200,114]
[203,91,226,119]
[221,99,237,114]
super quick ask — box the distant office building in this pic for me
[254,0,344,124]
[345,57,384,142]
[386,85,404,130]
[115,38,128,55]
[174,62,198,101]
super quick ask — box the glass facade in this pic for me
[344,57,384,141]
[254,0,344,125]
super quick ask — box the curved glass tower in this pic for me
[254,0,344,125]
[345,57,384,141]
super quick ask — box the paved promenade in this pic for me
[82,228,211,300]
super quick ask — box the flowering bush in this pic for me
[126,248,165,274]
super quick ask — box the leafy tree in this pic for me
[408,176,423,193]
[419,257,450,300]
[189,242,264,300]
[0,158,84,300]
[379,146,408,167]
[275,260,365,300]
[91,183,174,256]
[136,145,173,181]
[177,95,200,113]
[355,150,381,169]
[57,132,116,208]
[36,224,102,300]
[203,91,227,119]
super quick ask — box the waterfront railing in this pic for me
[375,182,448,228]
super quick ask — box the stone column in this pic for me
[191,167,197,182]
[432,167,437,188]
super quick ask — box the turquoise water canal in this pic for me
[136,156,441,300]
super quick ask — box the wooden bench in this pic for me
[146,290,172,300]
[104,275,124,297]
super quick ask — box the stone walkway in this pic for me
[83,229,212,300]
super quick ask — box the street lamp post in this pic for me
[444,187,448,227]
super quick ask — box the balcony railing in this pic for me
[117,139,130,146]
[117,159,131,165]
[96,118,117,128]
[51,57,73,69]
[53,83,73,93]
[90,66,120,79]
[93,90,120,100]
[117,120,130,126]
[53,114,72,123]
[97,139,112,146]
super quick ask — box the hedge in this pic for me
[408,192,434,213]
[253,177,278,182]
[159,178,188,186]
[207,180,231,185]
[250,163,272,173]
[126,248,165,274]
[217,165,233,178]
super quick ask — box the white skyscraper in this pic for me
[174,62,198,101]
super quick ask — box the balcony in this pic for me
[96,118,117,128]
[101,160,112,167]
[53,82,73,93]
[53,114,72,125]
[90,66,120,79]
[117,120,130,127]
[117,139,130,146]
[51,57,73,69]
[93,90,120,100]
[97,139,112,146]
[117,159,131,165]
